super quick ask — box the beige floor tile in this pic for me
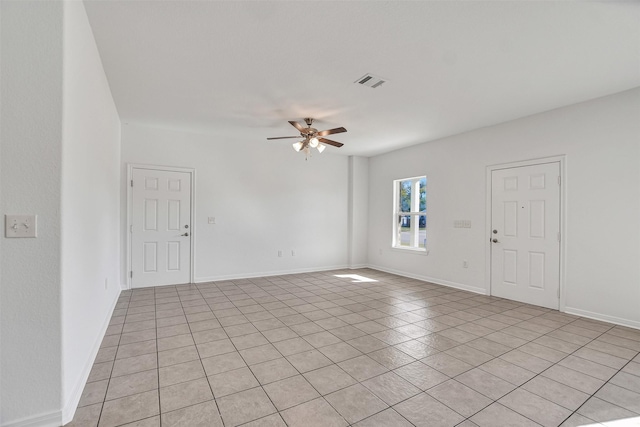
[521,376,590,411]
[456,367,517,400]
[280,398,347,427]
[353,408,414,427]
[106,369,158,401]
[201,351,246,376]
[79,379,108,407]
[394,361,449,390]
[196,338,236,358]
[249,357,298,384]
[470,402,541,427]
[161,401,223,427]
[500,349,553,373]
[558,355,617,381]
[67,402,102,427]
[85,271,640,427]
[499,388,572,427]
[362,372,421,405]
[116,340,157,359]
[208,366,260,397]
[576,396,638,423]
[541,365,605,395]
[112,353,157,377]
[325,384,389,424]
[157,333,194,351]
[159,377,213,413]
[158,359,204,387]
[478,358,536,386]
[595,383,640,413]
[272,337,314,356]
[241,413,287,427]
[217,387,277,427]
[303,364,357,395]
[191,328,228,344]
[286,349,333,372]
[427,379,492,417]
[394,392,465,427]
[422,353,473,377]
[318,342,363,363]
[263,375,320,410]
[158,345,199,368]
[99,390,159,427]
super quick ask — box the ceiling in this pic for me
[84,1,640,157]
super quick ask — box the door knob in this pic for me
[492,238,498,243]
[181,232,189,237]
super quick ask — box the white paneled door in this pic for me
[131,168,191,288]
[490,162,560,309]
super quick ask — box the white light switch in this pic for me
[208,217,216,224]
[5,215,37,238]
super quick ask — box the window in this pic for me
[393,176,426,250]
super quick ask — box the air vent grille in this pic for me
[355,73,387,89]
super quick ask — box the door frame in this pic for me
[126,163,196,290]
[484,155,566,311]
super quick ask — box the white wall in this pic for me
[121,125,349,284]
[348,156,369,267]
[61,1,122,423]
[0,1,64,425]
[368,88,640,328]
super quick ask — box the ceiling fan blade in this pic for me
[318,137,344,148]
[267,136,300,140]
[317,127,347,137]
[288,121,305,132]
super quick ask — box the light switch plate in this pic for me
[5,215,37,238]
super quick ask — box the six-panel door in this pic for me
[131,168,191,288]
[491,162,560,309]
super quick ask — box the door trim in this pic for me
[126,163,196,290]
[484,155,566,312]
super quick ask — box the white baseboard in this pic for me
[194,264,350,283]
[60,288,122,425]
[564,306,640,330]
[1,410,61,427]
[349,264,368,269]
[366,264,488,295]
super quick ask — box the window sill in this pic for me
[391,246,429,255]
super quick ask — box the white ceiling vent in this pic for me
[355,73,387,89]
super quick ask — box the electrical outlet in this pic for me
[291,250,295,256]
[463,260,468,268]
[5,215,37,238]
[278,250,283,257]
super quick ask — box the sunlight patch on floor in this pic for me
[334,274,378,283]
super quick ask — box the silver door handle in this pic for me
[181,232,189,237]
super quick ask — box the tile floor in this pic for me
[69,269,640,427]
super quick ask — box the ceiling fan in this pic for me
[267,118,347,158]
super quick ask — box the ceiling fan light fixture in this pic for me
[317,143,326,153]
[309,137,319,148]
[292,141,303,152]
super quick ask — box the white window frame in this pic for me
[392,175,427,252]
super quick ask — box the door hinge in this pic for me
[130,271,133,278]
[131,179,134,187]
[557,287,560,299]
[130,225,133,233]
[557,176,561,186]
[557,232,561,242]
